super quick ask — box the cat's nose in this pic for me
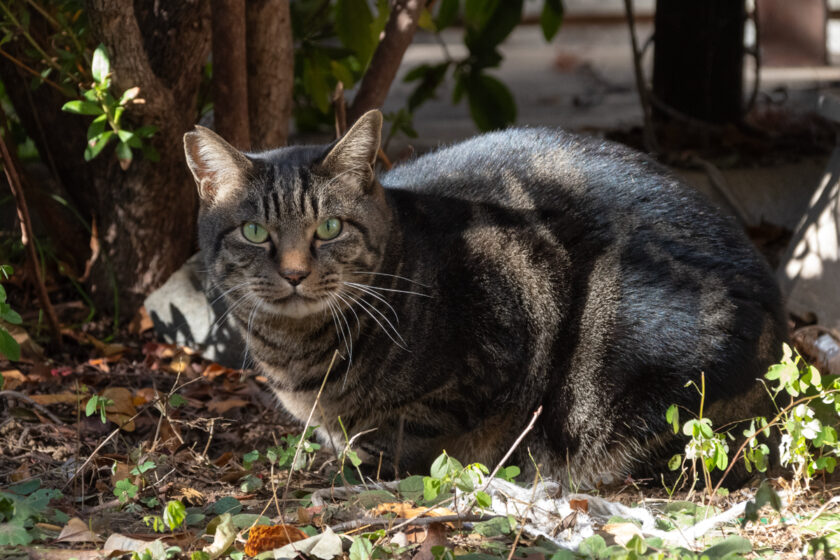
[281,269,310,286]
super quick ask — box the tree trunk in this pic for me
[80,0,211,318]
[211,0,250,150]
[652,0,746,124]
[246,0,294,149]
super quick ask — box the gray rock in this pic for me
[144,252,246,368]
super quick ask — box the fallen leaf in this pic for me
[371,502,455,519]
[202,363,234,380]
[569,498,589,513]
[297,505,324,525]
[129,306,154,334]
[601,522,643,547]
[10,462,30,482]
[203,513,236,559]
[273,527,343,560]
[29,392,84,406]
[110,462,133,486]
[26,548,109,560]
[101,387,139,432]
[206,397,249,414]
[244,524,308,556]
[57,517,103,543]
[173,486,205,506]
[1,369,26,390]
[87,358,110,373]
[411,522,448,560]
[103,533,165,555]
[4,322,44,359]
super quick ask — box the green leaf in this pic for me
[472,516,512,537]
[330,60,355,88]
[465,73,516,131]
[349,536,374,560]
[667,454,682,471]
[168,393,187,408]
[135,125,158,139]
[163,500,187,530]
[334,0,377,67]
[230,513,269,529]
[239,474,263,493]
[91,43,111,83]
[87,116,107,140]
[397,475,424,502]
[7,479,40,496]
[406,62,449,112]
[84,131,114,161]
[114,479,138,504]
[62,100,103,116]
[474,490,491,508]
[85,396,97,417]
[540,0,564,41]
[115,141,133,165]
[210,496,242,515]
[0,328,22,361]
[0,303,22,325]
[464,0,523,55]
[0,520,33,546]
[119,86,140,105]
[436,0,459,30]
[578,535,607,559]
[665,404,679,434]
[302,58,331,114]
[131,461,156,475]
[701,536,752,559]
[0,264,12,279]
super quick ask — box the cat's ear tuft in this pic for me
[318,110,382,186]
[183,126,252,205]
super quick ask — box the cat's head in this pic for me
[183,110,391,320]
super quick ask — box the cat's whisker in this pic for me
[344,281,430,299]
[209,290,254,335]
[348,270,430,288]
[349,293,408,350]
[341,282,400,325]
[208,281,253,307]
[328,293,353,366]
[333,290,362,335]
[240,298,262,371]
[324,297,345,359]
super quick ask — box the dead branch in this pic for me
[330,513,500,533]
[0,391,63,424]
[348,0,426,123]
[0,130,62,345]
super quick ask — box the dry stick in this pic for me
[622,0,659,154]
[464,406,542,513]
[333,82,348,138]
[330,513,500,533]
[506,467,542,560]
[0,129,62,345]
[280,350,338,505]
[0,391,63,424]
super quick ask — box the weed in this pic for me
[0,264,22,361]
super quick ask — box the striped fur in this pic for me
[184,111,786,488]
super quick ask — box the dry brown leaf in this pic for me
[57,517,104,543]
[129,306,154,334]
[101,387,138,432]
[111,462,133,487]
[244,524,308,556]
[27,548,109,560]
[410,522,448,560]
[29,392,83,406]
[206,397,249,414]
[569,498,589,513]
[297,505,324,525]
[10,462,31,482]
[172,486,205,506]
[371,502,456,519]
[1,369,25,390]
[601,522,643,547]
[202,363,234,380]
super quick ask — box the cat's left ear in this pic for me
[183,126,252,205]
[317,110,382,190]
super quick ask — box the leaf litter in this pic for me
[1,320,840,559]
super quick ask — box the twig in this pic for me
[330,513,499,533]
[506,466,541,560]
[0,390,63,424]
[0,124,62,345]
[0,48,66,93]
[622,0,659,154]
[465,406,542,512]
[333,82,347,138]
[280,350,338,507]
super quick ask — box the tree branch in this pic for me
[348,0,425,123]
[85,0,174,119]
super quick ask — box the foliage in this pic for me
[668,343,840,497]
[242,426,321,472]
[61,44,158,168]
[85,393,115,424]
[0,264,22,361]
[0,479,66,546]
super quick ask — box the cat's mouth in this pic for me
[257,289,332,319]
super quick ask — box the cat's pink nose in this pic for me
[281,269,309,286]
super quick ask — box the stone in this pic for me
[143,253,246,368]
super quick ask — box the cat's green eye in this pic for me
[315,218,342,241]
[242,222,269,243]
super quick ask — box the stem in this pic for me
[0,47,66,93]
[0,118,62,345]
[24,0,87,64]
[0,0,64,75]
[699,372,705,419]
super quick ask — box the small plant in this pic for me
[0,480,66,546]
[0,264,22,361]
[143,500,186,533]
[85,394,115,424]
[242,426,320,472]
[61,44,158,168]
[423,451,495,508]
[665,373,731,494]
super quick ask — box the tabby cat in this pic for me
[184,110,786,487]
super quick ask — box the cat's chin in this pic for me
[261,294,331,320]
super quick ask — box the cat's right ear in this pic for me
[183,126,252,205]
